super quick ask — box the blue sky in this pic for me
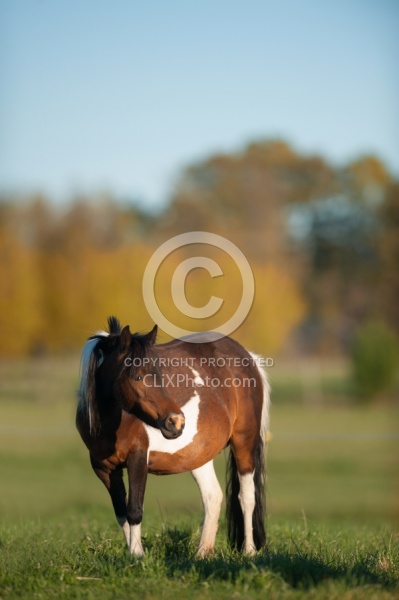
[1,0,398,209]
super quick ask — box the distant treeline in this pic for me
[0,140,397,357]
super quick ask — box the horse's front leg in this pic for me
[90,454,129,545]
[126,449,148,557]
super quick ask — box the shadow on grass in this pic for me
[156,527,397,592]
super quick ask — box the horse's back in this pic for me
[145,334,266,475]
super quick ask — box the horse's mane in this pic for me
[78,316,155,435]
[107,316,122,335]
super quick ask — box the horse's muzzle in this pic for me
[160,412,185,439]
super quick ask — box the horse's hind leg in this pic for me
[228,432,266,555]
[237,470,256,555]
[191,460,223,557]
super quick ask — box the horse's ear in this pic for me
[145,324,158,346]
[120,325,131,351]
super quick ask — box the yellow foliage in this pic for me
[0,227,304,357]
[0,231,43,356]
[131,243,305,355]
[34,243,156,352]
[236,263,305,354]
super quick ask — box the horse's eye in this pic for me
[136,375,143,381]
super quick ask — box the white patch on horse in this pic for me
[117,517,144,556]
[117,516,130,545]
[191,460,223,557]
[238,471,256,555]
[129,523,144,556]
[190,367,204,387]
[144,392,200,456]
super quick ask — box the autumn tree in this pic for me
[0,142,396,357]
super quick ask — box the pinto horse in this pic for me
[76,317,270,557]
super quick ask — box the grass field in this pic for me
[0,355,398,599]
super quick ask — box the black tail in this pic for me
[226,436,266,551]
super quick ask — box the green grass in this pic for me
[1,515,398,600]
[0,356,398,599]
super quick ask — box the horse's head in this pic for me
[96,320,185,439]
